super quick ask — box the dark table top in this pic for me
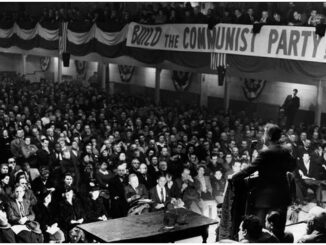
[78,208,218,243]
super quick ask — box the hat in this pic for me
[89,183,100,192]
[26,221,42,234]
[39,189,52,201]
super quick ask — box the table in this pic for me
[78,208,218,243]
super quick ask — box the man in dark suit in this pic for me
[150,175,171,211]
[281,89,300,128]
[296,153,326,205]
[231,123,296,233]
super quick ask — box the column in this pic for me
[315,80,323,125]
[155,68,161,106]
[22,54,27,75]
[58,55,62,83]
[108,63,114,96]
[223,75,230,113]
[102,63,107,90]
[200,74,208,107]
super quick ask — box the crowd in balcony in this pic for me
[0,2,325,27]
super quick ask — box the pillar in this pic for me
[315,80,323,125]
[22,54,27,75]
[155,68,161,106]
[200,74,208,107]
[101,63,107,90]
[108,63,114,96]
[58,55,62,83]
[223,75,230,113]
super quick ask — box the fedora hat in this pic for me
[26,221,42,234]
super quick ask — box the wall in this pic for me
[0,52,323,124]
[0,53,21,72]
[110,63,321,109]
[0,53,99,83]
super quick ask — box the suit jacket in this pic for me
[297,159,324,180]
[282,95,300,114]
[124,184,149,202]
[232,144,296,208]
[7,198,35,224]
[150,185,171,211]
[138,173,156,190]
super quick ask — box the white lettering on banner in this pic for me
[126,22,326,63]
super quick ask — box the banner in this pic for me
[127,22,326,63]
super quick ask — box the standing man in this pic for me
[231,123,296,234]
[281,89,300,128]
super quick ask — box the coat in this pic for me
[108,175,128,218]
[282,95,300,115]
[7,198,35,225]
[34,202,59,233]
[149,185,171,211]
[59,198,84,233]
[232,144,296,208]
[84,197,108,223]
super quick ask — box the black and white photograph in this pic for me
[0,0,326,243]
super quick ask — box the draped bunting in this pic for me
[1,21,326,82]
[227,54,326,82]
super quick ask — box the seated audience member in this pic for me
[207,154,225,175]
[0,201,16,243]
[53,172,77,204]
[16,174,38,207]
[125,173,149,215]
[0,173,12,202]
[21,136,38,168]
[176,167,203,213]
[150,175,171,211]
[195,165,213,200]
[35,190,65,242]
[138,162,156,190]
[298,206,326,243]
[166,172,181,199]
[211,169,226,203]
[31,166,55,197]
[85,185,108,222]
[8,157,21,185]
[297,153,326,205]
[238,215,279,243]
[95,161,114,189]
[7,184,35,225]
[59,187,85,235]
[265,210,294,243]
[36,138,52,168]
[19,161,40,183]
[226,160,242,178]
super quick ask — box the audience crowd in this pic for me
[0,2,326,27]
[0,72,326,242]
